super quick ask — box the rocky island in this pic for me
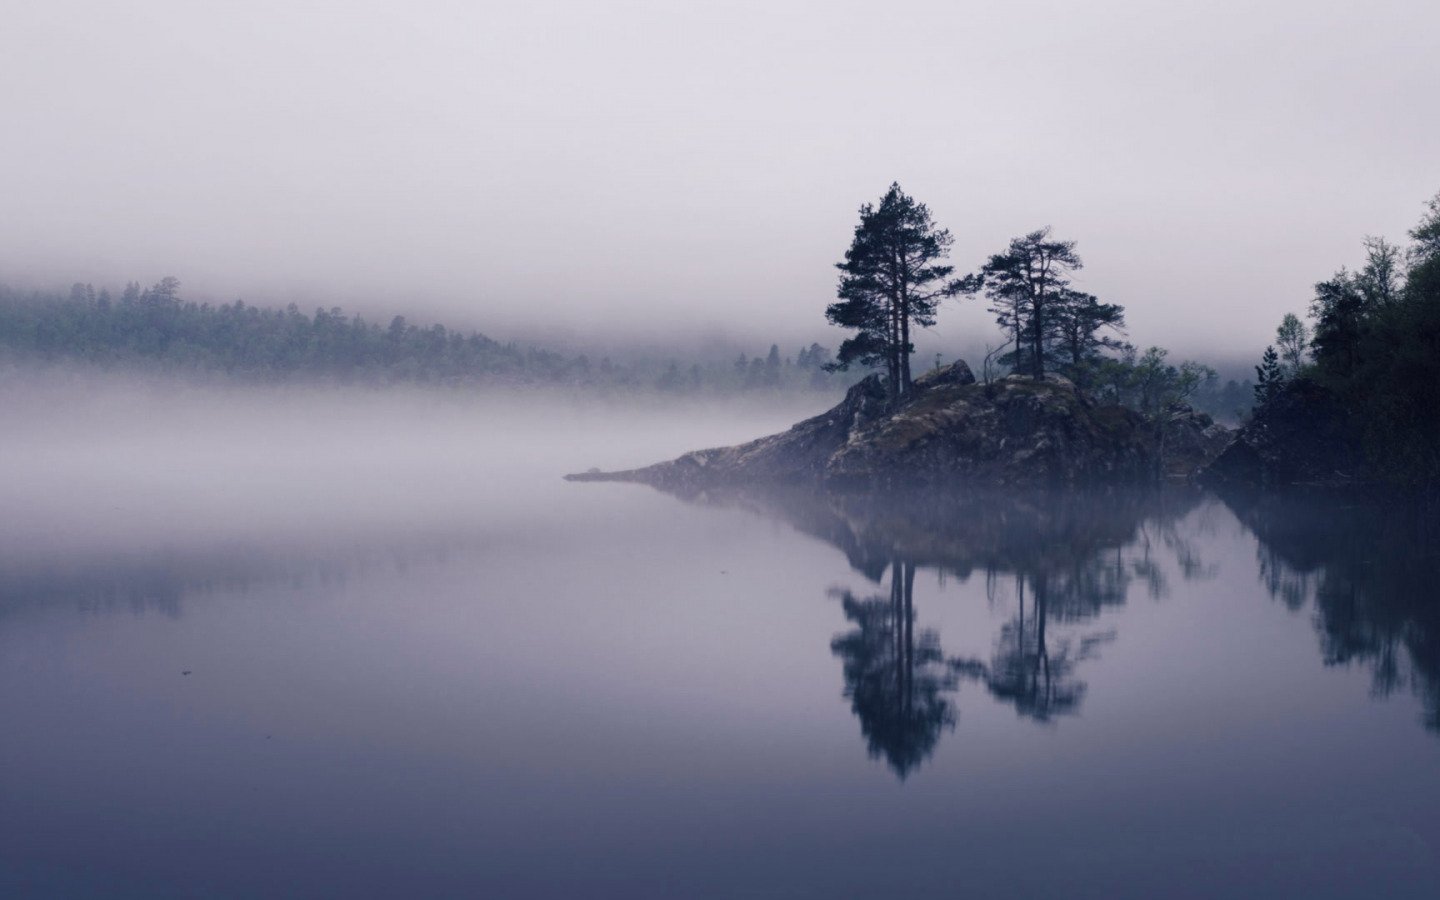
[567,360,1232,489]
[572,184,1439,495]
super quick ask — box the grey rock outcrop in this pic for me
[911,359,976,391]
[823,374,1152,486]
[566,373,891,490]
[568,360,1222,489]
[1160,408,1234,481]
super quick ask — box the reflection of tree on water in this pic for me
[620,483,1212,777]
[809,487,1206,776]
[982,572,1115,722]
[1225,489,1440,731]
[828,556,1121,778]
[830,558,956,779]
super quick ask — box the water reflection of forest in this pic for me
[675,485,1440,778]
[1227,489,1440,732]
[0,537,477,621]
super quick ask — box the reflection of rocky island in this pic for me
[665,484,1211,777]
[567,361,1230,488]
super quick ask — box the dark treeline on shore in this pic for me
[1244,191,1440,485]
[0,279,852,394]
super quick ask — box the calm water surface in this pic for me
[2,388,1438,898]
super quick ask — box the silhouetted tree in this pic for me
[1051,289,1127,386]
[1348,196,1440,482]
[1310,238,1400,378]
[1310,273,1369,377]
[1409,193,1440,263]
[966,228,1083,379]
[1254,345,1284,405]
[1094,346,1212,418]
[826,183,965,401]
[1275,313,1309,375]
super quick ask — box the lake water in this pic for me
[2,384,1438,898]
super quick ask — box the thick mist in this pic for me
[0,372,825,572]
[8,6,1440,896]
[4,1,1438,359]
[7,366,1440,898]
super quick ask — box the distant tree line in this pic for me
[0,278,571,384]
[0,279,853,393]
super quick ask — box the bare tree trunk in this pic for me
[899,297,912,394]
[881,295,892,400]
[1032,291,1046,380]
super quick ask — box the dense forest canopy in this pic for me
[1249,190,1440,484]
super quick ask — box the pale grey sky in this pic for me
[2,0,1436,358]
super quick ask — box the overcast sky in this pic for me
[3,0,1437,358]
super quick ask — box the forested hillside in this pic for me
[0,279,848,392]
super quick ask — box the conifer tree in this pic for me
[826,183,965,401]
[965,228,1083,380]
[1051,288,1127,385]
[1254,345,1285,406]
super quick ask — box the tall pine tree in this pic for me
[1254,345,1285,406]
[965,228,1083,380]
[1051,288,1127,385]
[826,184,965,401]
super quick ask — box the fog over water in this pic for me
[5,1,1439,358]
[5,3,1440,896]
[3,377,1439,897]
[0,375,824,564]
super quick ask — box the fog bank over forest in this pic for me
[4,1,1438,361]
